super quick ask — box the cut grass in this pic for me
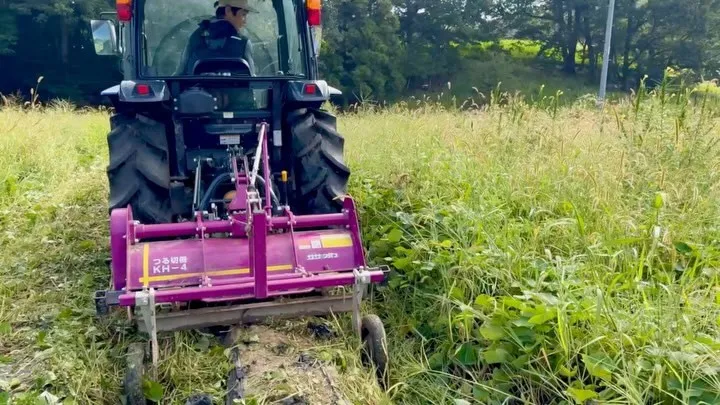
[2,81,720,404]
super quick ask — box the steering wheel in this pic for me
[150,15,277,76]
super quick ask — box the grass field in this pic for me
[0,101,389,405]
[2,81,720,404]
[407,40,623,113]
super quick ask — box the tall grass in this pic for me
[347,81,720,404]
[1,79,720,404]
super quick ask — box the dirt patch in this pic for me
[0,359,36,400]
[228,324,350,405]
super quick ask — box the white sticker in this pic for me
[220,135,241,145]
[307,252,339,261]
[153,256,188,274]
[311,240,322,249]
[223,112,234,119]
[273,130,283,146]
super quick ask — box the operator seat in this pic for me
[176,18,260,110]
[176,19,256,77]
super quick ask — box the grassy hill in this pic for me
[399,40,619,110]
[2,81,720,404]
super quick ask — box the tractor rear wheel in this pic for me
[107,112,172,224]
[289,108,350,215]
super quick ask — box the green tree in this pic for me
[392,0,495,88]
[320,0,406,104]
[495,0,604,74]
[0,0,18,56]
[10,0,110,64]
[0,0,118,102]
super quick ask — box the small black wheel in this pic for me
[360,314,389,389]
[124,342,147,405]
[225,347,245,405]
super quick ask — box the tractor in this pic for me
[90,0,389,402]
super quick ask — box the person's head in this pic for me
[214,0,255,30]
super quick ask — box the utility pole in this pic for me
[597,0,616,108]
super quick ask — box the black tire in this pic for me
[361,314,389,389]
[224,346,245,405]
[289,108,350,215]
[124,343,147,405]
[107,112,172,224]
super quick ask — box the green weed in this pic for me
[346,88,720,404]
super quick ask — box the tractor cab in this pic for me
[91,0,327,109]
[92,0,319,78]
[89,0,340,225]
[139,0,308,78]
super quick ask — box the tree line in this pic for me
[0,0,120,103]
[321,0,720,103]
[0,0,718,105]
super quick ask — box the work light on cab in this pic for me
[307,0,321,26]
[116,0,132,22]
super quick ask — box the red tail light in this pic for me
[307,0,321,26]
[117,0,132,22]
[303,83,317,95]
[135,84,150,96]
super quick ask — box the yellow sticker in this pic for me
[321,234,353,248]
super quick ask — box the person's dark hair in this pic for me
[214,2,243,19]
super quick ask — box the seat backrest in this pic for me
[192,57,252,76]
[181,19,254,77]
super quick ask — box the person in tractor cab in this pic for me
[176,0,258,76]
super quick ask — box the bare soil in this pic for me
[227,323,351,405]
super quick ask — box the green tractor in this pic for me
[90,0,348,226]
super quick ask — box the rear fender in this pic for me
[286,80,341,107]
[328,86,342,96]
[101,80,171,104]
